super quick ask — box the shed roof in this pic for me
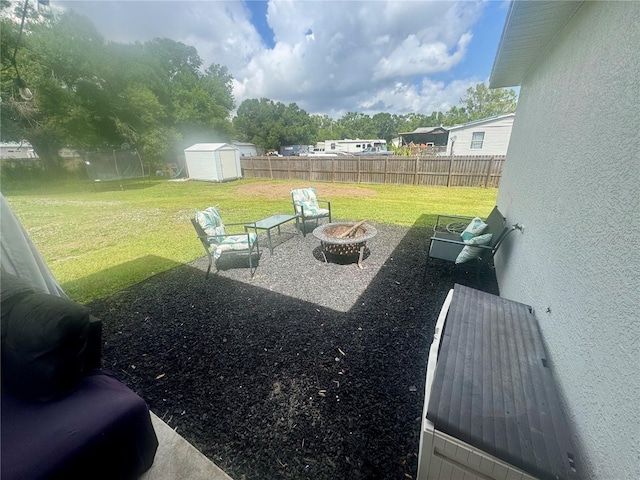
[490,1,584,88]
[184,143,236,152]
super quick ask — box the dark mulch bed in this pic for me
[87,220,498,480]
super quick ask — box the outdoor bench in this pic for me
[417,284,578,480]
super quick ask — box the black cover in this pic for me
[426,284,578,479]
[2,291,90,401]
[1,371,159,480]
[1,270,37,341]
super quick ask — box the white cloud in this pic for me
[373,32,472,80]
[54,0,491,117]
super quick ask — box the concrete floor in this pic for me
[140,413,233,480]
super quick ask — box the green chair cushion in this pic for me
[455,233,493,264]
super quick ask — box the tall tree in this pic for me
[310,114,335,143]
[443,106,469,127]
[277,103,314,146]
[444,83,517,125]
[335,112,375,139]
[234,98,315,150]
[0,8,235,167]
[233,98,281,149]
[396,112,442,133]
[371,112,396,142]
[1,9,108,163]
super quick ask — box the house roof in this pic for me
[447,113,515,131]
[490,1,584,88]
[398,127,446,135]
[184,143,236,151]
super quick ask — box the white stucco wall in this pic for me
[494,3,639,479]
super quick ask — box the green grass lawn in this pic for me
[4,178,497,303]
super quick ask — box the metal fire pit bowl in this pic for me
[312,222,377,268]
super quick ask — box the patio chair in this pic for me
[424,206,521,284]
[192,206,260,278]
[291,187,332,237]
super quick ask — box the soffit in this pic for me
[489,1,584,88]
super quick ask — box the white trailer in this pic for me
[184,143,242,182]
[323,139,389,154]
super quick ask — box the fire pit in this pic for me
[312,221,377,268]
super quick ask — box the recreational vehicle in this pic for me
[323,139,389,154]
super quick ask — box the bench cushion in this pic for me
[426,284,577,479]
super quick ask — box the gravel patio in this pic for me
[87,219,499,480]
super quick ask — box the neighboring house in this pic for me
[399,127,448,154]
[445,113,515,156]
[398,115,514,156]
[490,2,638,479]
[231,141,258,157]
[0,141,37,159]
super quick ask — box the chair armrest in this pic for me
[226,221,253,226]
[220,222,260,237]
[430,236,494,250]
[317,199,331,209]
[211,232,253,240]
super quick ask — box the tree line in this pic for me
[1,3,517,169]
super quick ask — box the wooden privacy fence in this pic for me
[240,155,505,188]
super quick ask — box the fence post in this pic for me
[268,157,273,179]
[447,156,454,187]
[357,157,361,184]
[484,156,495,188]
[384,157,388,185]
[309,158,312,180]
[287,157,290,180]
[332,158,335,183]
[414,156,419,185]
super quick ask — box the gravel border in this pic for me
[88,221,499,480]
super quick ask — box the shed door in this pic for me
[219,150,238,179]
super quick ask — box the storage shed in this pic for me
[231,141,258,157]
[184,143,242,182]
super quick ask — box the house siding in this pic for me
[447,116,514,156]
[494,2,639,479]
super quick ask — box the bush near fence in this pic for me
[240,155,504,188]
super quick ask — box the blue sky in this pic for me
[55,0,511,118]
